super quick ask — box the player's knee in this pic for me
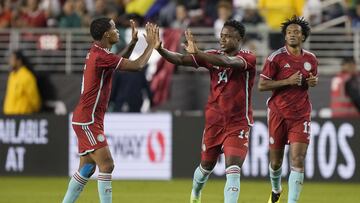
[99,162,115,173]
[270,160,283,170]
[79,163,96,178]
[200,161,216,172]
[291,155,305,168]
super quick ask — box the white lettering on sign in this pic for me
[212,121,356,180]
[0,119,48,144]
[5,146,26,172]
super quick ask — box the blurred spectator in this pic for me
[214,1,233,39]
[58,0,81,28]
[258,0,305,29]
[13,0,48,28]
[201,0,219,23]
[0,0,12,28]
[303,0,322,26]
[233,0,257,21]
[109,66,152,112]
[3,50,41,115]
[157,0,176,27]
[258,0,304,49]
[171,3,190,29]
[39,0,61,27]
[239,4,263,26]
[144,0,170,22]
[349,1,360,28]
[74,0,92,27]
[124,0,155,17]
[92,0,108,19]
[330,57,360,118]
[322,1,346,26]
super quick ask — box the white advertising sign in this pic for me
[69,113,172,180]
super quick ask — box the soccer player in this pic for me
[258,16,318,203]
[61,18,158,203]
[154,20,256,203]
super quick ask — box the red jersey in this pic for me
[72,43,123,125]
[260,46,318,119]
[191,49,256,126]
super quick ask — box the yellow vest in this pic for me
[3,66,41,115]
[258,0,304,30]
[125,0,155,16]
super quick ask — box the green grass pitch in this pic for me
[0,177,359,203]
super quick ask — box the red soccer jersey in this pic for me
[72,43,123,125]
[191,49,256,126]
[260,46,318,119]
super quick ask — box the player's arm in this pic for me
[119,20,138,59]
[119,23,157,71]
[154,27,196,66]
[258,71,302,91]
[184,29,246,69]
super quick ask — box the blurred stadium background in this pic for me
[0,0,360,202]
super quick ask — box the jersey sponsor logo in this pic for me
[218,70,228,84]
[284,63,291,68]
[304,62,312,71]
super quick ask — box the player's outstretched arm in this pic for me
[154,28,195,66]
[184,29,245,69]
[258,71,302,91]
[119,19,138,59]
[119,22,157,71]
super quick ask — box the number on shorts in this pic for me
[303,121,311,134]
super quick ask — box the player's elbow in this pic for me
[258,81,267,91]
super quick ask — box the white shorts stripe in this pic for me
[85,125,97,145]
[82,126,96,146]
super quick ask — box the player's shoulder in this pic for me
[267,47,288,62]
[237,48,256,58]
[302,49,317,59]
[92,43,113,56]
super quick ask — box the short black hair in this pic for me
[12,50,34,73]
[90,17,111,40]
[224,20,245,39]
[281,16,311,42]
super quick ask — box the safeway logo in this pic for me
[147,130,166,163]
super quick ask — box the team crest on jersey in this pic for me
[97,134,105,142]
[303,62,312,71]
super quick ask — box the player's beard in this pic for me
[287,39,301,48]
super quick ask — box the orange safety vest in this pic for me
[330,72,360,118]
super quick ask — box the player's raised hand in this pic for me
[129,19,138,42]
[144,23,158,48]
[306,72,318,87]
[184,29,199,54]
[154,24,162,50]
[287,71,302,86]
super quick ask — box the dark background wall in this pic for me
[0,73,333,114]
